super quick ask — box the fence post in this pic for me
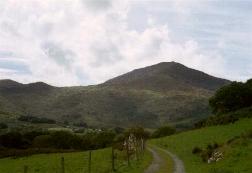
[61,157,65,173]
[24,165,28,173]
[88,150,92,173]
[111,147,115,172]
[141,138,144,151]
[126,140,130,166]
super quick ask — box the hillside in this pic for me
[0,147,152,173]
[150,118,252,173]
[0,62,230,128]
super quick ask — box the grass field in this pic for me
[0,147,152,173]
[150,118,252,173]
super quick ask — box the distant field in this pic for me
[0,148,152,173]
[150,118,252,173]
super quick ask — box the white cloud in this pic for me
[0,0,250,86]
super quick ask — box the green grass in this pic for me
[150,118,252,173]
[115,149,152,173]
[0,148,152,173]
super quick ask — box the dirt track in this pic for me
[144,146,185,173]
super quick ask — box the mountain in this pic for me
[0,80,53,94]
[0,62,230,129]
[104,62,229,91]
[0,79,23,88]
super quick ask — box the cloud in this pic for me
[82,0,112,11]
[0,0,251,86]
[42,41,75,69]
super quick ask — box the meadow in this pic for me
[150,118,252,173]
[0,147,152,173]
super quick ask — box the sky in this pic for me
[0,0,251,86]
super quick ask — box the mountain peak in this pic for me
[0,79,23,88]
[0,79,54,92]
[27,82,53,88]
[104,61,230,91]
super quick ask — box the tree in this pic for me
[32,135,52,148]
[0,132,27,148]
[209,79,252,114]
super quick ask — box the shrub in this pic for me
[193,142,221,162]
[73,122,88,128]
[32,135,52,148]
[200,150,211,162]
[18,116,56,124]
[0,123,8,129]
[0,132,28,149]
[152,125,176,138]
[192,146,202,154]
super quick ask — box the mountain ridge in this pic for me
[0,62,230,128]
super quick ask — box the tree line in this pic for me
[195,79,252,128]
[0,129,116,158]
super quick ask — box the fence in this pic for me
[16,145,146,173]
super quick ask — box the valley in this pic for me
[0,62,251,173]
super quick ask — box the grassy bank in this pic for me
[150,118,252,173]
[0,147,152,173]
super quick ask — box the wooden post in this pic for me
[141,138,144,151]
[111,147,115,172]
[135,143,139,161]
[61,157,65,173]
[126,140,130,166]
[24,165,28,173]
[141,138,145,157]
[88,150,92,173]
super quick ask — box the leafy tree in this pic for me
[49,131,75,149]
[209,79,252,114]
[92,131,116,148]
[124,127,150,140]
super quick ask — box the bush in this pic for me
[194,105,252,129]
[207,143,219,150]
[73,122,88,128]
[18,116,56,124]
[32,135,52,148]
[0,123,8,129]
[0,132,28,149]
[200,150,211,162]
[193,143,221,162]
[152,125,176,138]
[192,146,202,154]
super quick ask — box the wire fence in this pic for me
[14,146,145,173]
